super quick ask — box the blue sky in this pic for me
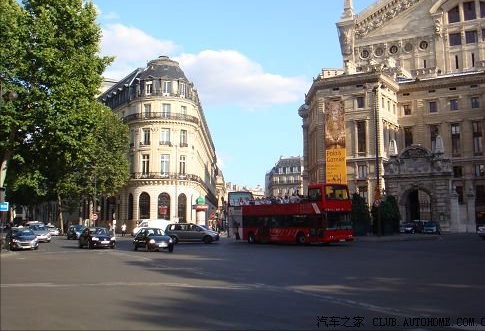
[92,0,375,189]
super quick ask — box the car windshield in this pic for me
[92,228,108,235]
[30,224,47,231]
[147,228,165,236]
[15,228,35,236]
[199,225,210,230]
[425,222,436,227]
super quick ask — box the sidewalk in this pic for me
[354,233,441,242]
[219,233,441,244]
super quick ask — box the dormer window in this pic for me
[162,81,172,96]
[180,82,186,98]
[145,82,153,96]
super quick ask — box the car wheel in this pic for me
[296,232,306,245]
[111,243,116,249]
[171,236,178,244]
[248,232,256,244]
[168,245,174,253]
[203,236,213,244]
[34,246,39,250]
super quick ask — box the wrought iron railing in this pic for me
[123,112,199,125]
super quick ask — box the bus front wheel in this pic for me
[296,233,306,245]
[248,233,256,244]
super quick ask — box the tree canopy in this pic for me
[0,0,129,226]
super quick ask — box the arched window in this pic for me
[178,194,187,222]
[128,193,134,220]
[139,192,150,219]
[158,193,171,220]
[448,5,460,23]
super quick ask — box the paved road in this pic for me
[1,233,484,330]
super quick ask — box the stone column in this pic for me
[466,187,476,232]
[449,186,461,232]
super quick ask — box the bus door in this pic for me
[258,216,271,243]
[309,215,325,239]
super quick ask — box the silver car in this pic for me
[29,223,52,243]
[47,224,60,236]
[165,223,219,244]
[5,227,39,251]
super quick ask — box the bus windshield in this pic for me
[324,185,349,200]
[228,192,254,206]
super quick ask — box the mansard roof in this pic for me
[101,56,190,98]
[140,56,188,81]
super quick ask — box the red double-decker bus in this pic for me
[236,183,353,245]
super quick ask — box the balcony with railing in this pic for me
[123,112,199,125]
[131,172,204,184]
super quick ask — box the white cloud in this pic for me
[101,24,179,80]
[175,51,309,108]
[100,24,310,109]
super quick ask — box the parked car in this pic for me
[47,224,60,236]
[131,219,174,236]
[78,227,116,249]
[66,224,86,240]
[412,220,428,233]
[29,223,52,243]
[133,227,174,252]
[399,223,417,234]
[423,221,441,234]
[165,223,220,244]
[477,225,485,240]
[5,227,39,251]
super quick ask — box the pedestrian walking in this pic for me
[121,223,126,237]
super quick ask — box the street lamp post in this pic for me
[373,84,382,236]
[0,80,18,251]
[174,143,178,223]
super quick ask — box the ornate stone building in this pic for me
[99,56,220,232]
[265,156,304,198]
[300,0,485,232]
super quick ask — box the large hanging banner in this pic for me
[325,99,347,183]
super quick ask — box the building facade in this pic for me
[99,56,220,232]
[265,156,304,198]
[300,0,485,232]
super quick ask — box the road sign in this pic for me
[0,202,8,211]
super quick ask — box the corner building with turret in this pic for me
[99,56,219,232]
[300,0,485,232]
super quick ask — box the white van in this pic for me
[131,219,174,236]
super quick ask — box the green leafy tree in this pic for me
[351,193,371,236]
[371,194,401,235]
[0,0,129,232]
